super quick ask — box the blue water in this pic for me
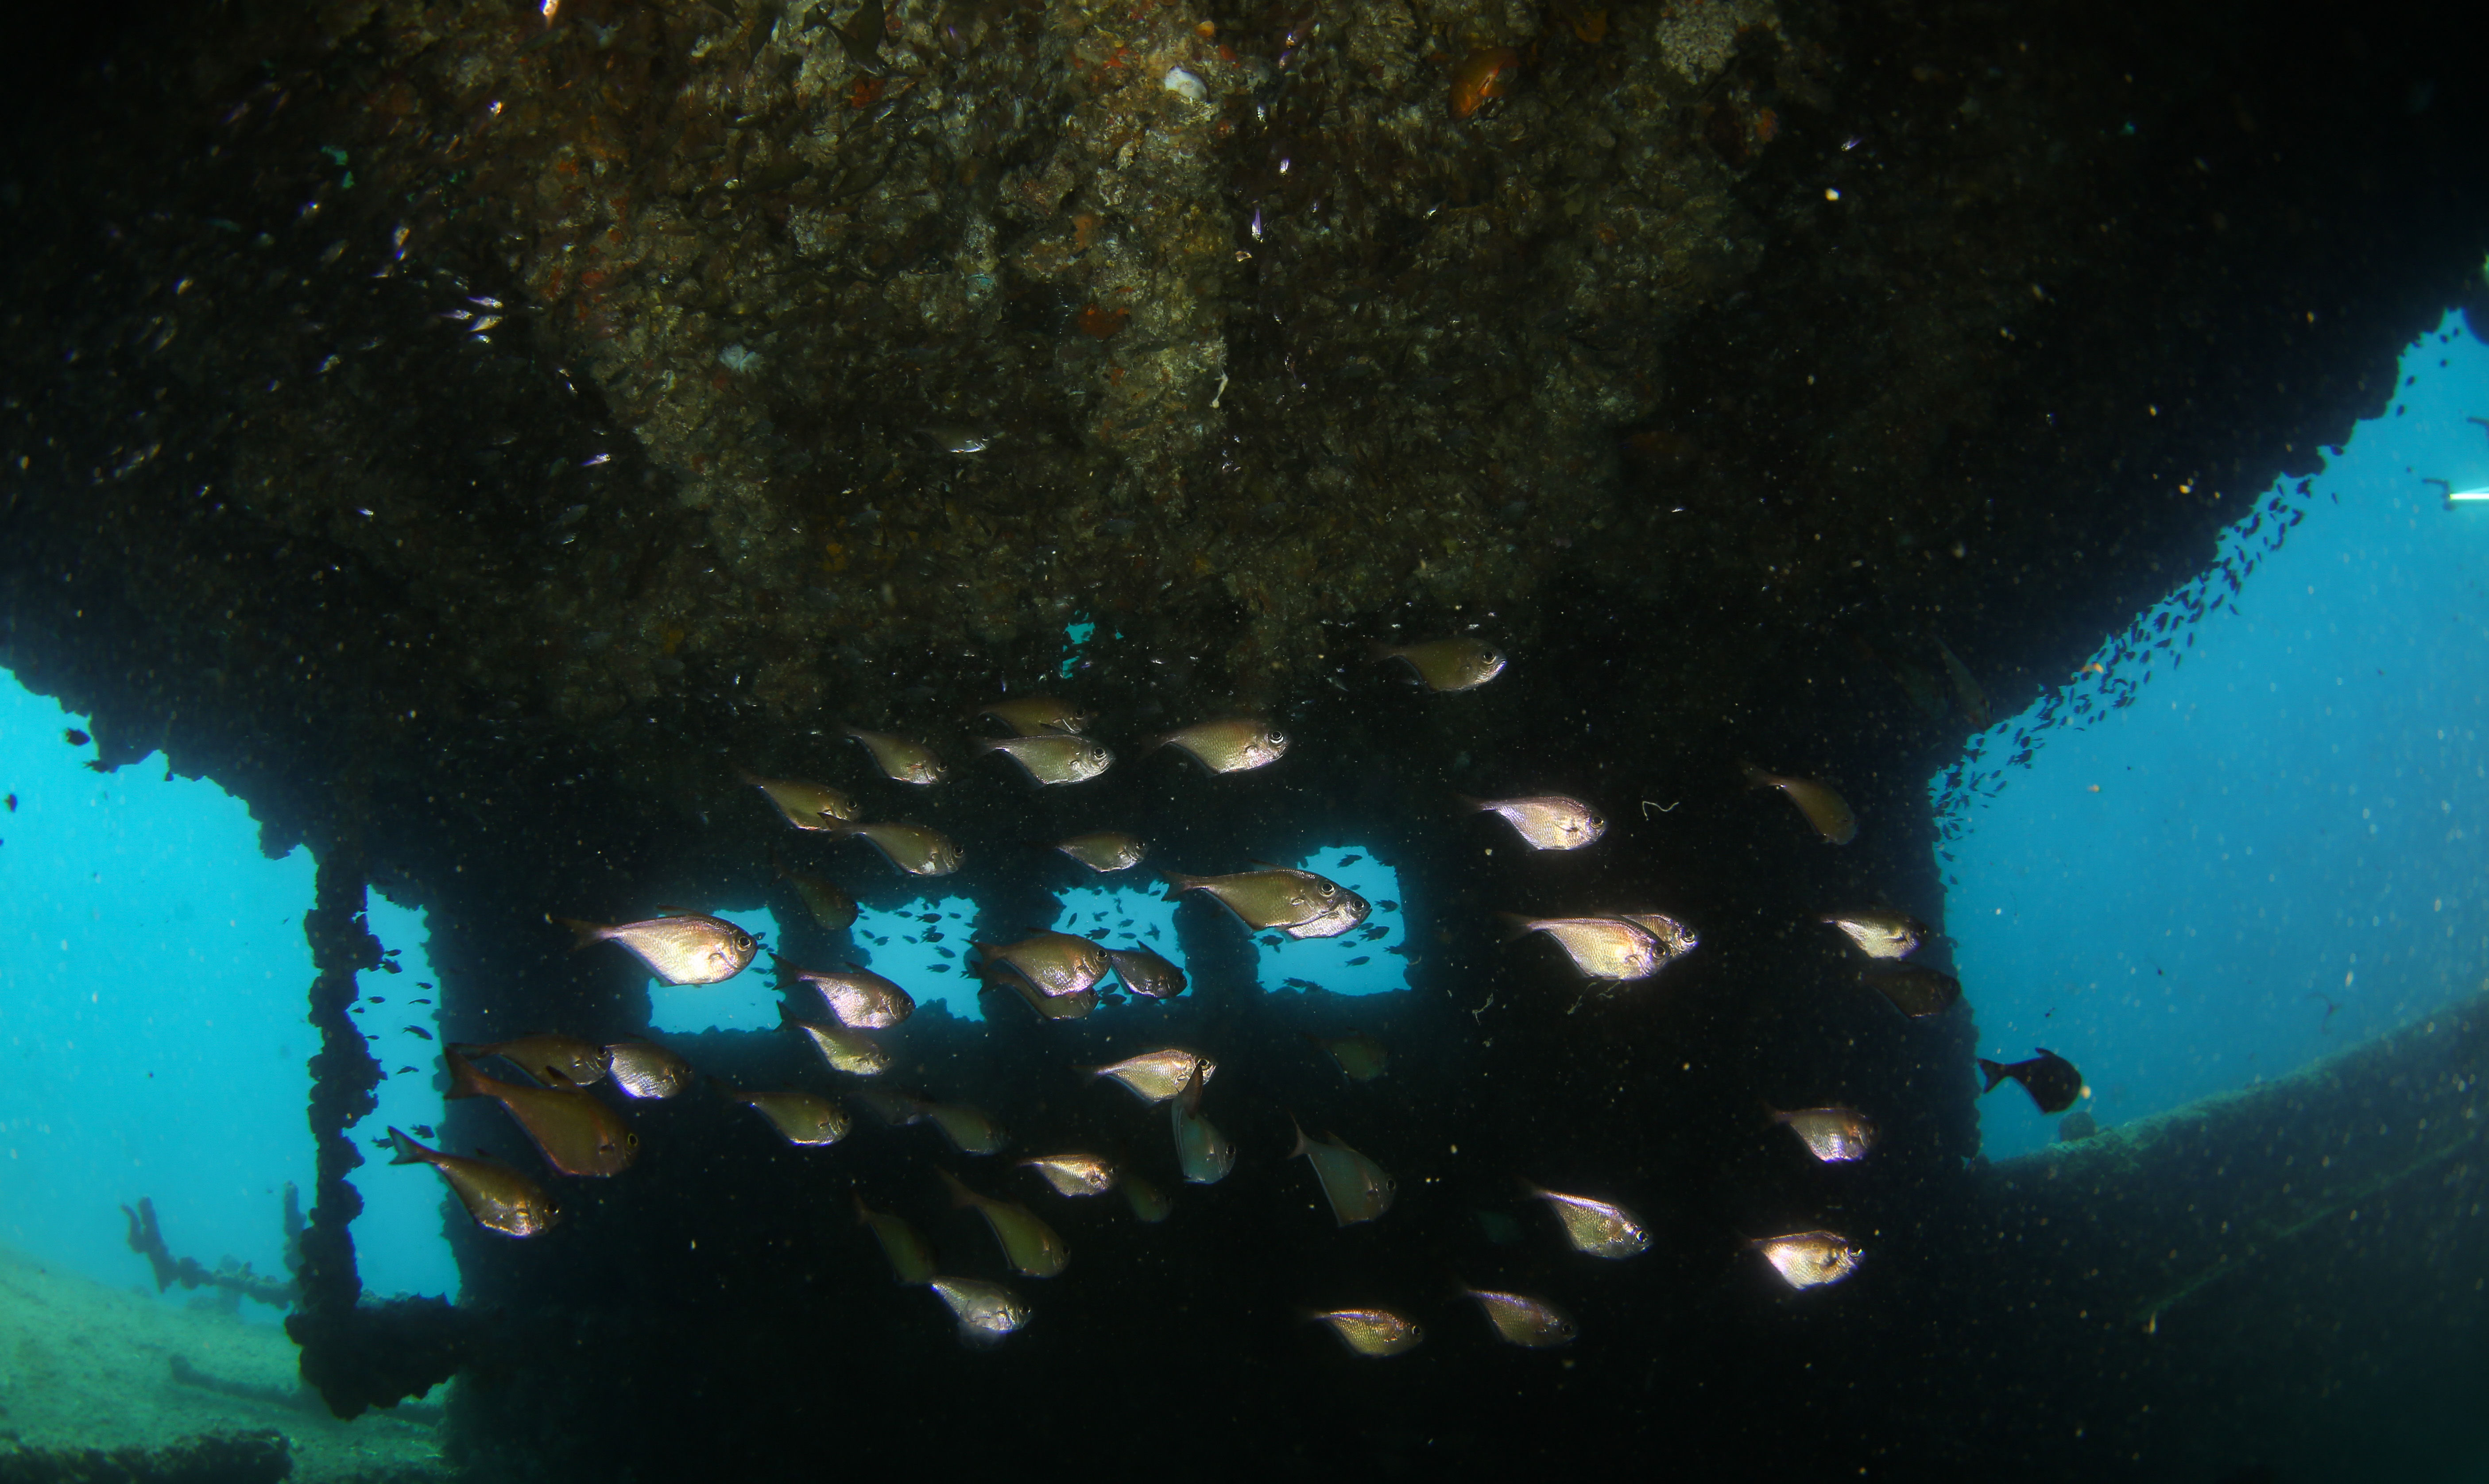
[1940,310,2489,1158]
[0,686,317,1314]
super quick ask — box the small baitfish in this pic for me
[1170,1063,1235,1184]
[1304,1030,1389,1082]
[1751,1230,1862,1289]
[1497,914,1667,982]
[1742,763,1858,845]
[1864,966,1962,1018]
[1121,1171,1173,1223]
[939,1168,1068,1277]
[821,821,963,876]
[1148,718,1289,775]
[1103,945,1188,1000]
[1163,866,1369,939]
[604,1039,693,1100]
[1080,1048,1215,1104]
[854,1193,937,1285]
[554,910,759,985]
[1978,1048,2084,1114]
[975,734,1113,785]
[1019,1153,1117,1197]
[1289,1116,1395,1226]
[780,1008,891,1077]
[977,696,1091,736]
[1768,1106,1877,1163]
[720,1083,853,1146]
[1054,831,1148,872]
[445,1047,637,1177]
[975,932,1108,997]
[461,1034,608,1088]
[771,850,858,932]
[388,1127,558,1238]
[917,1099,1010,1155]
[843,726,946,785]
[779,959,914,1029]
[1374,636,1507,691]
[1520,1181,1650,1259]
[740,770,858,829]
[1819,908,1926,960]
[1308,1308,1424,1358]
[1460,793,1605,850]
[1460,1286,1575,1347]
[930,1276,1030,1347]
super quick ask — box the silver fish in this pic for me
[1170,1062,1234,1184]
[554,910,759,985]
[1819,909,1926,960]
[930,1276,1030,1346]
[1460,1286,1575,1346]
[822,821,964,877]
[1460,794,1606,850]
[1289,1116,1394,1226]
[1752,1229,1862,1289]
[1150,718,1288,774]
[1520,1181,1650,1258]
[844,726,946,784]
[1769,1106,1876,1163]
[1308,1308,1424,1357]
[1081,1048,1215,1104]
[975,735,1114,785]
[780,961,915,1029]
[1054,831,1148,871]
[1103,945,1188,1000]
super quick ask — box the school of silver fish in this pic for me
[402,651,1995,1353]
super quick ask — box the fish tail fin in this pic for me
[1492,912,1537,943]
[1453,793,1486,814]
[1514,1176,1550,1202]
[1157,868,1198,901]
[442,1046,488,1101]
[386,1127,430,1165]
[1136,731,1168,757]
[852,1192,874,1225]
[702,1074,744,1103]
[550,915,607,951]
[1760,1101,1789,1126]
[1286,1111,1309,1160]
[1976,1059,2009,1094]
[935,1168,976,1209]
[1738,762,1771,790]
[1367,640,1402,665]
[767,845,790,878]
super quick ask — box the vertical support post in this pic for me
[285,848,472,1418]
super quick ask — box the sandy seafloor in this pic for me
[0,1245,450,1480]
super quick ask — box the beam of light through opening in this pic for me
[1933,310,2489,1161]
[0,675,316,1318]
[343,896,457,1300]
[844,897,983,1021]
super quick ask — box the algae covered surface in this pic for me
[0,1246,449,1481]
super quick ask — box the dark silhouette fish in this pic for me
[1978,1048,2084,1114]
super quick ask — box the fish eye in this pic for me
[1316,882,1336,897]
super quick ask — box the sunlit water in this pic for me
[1940,309,2489,1157]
